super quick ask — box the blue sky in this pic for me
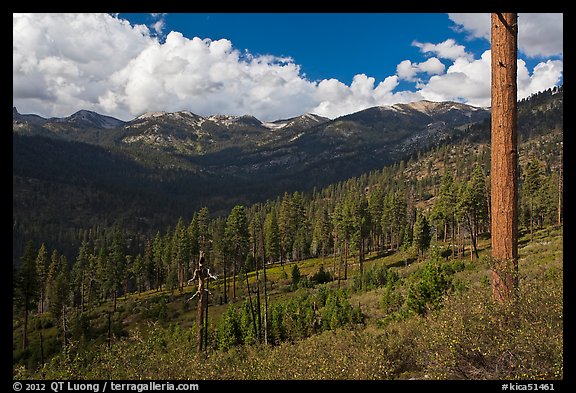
[13,13,563,121]
[120,13,490,85]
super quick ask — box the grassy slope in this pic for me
[15,226,563,380]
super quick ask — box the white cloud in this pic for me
[413,39,473,61]
[417,50,563,107]
[448,13,490,40]
[13,13,153,118]
[448,13,563,58]
[12,13,564,123]
[13,14,318,121]
[517,14,563,58]
[311,74,423,119]
[418,58,446,75]
[396,60,418,81]
[103,32,319,121]
[397,58,445,82]
[150,13,167,36]
[517,59,564,98]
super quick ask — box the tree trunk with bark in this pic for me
[490,13,519,303]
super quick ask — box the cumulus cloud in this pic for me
[412,39,473,61]
[13,13,318,121]
[12,13,564,122]
[13,13,153,119]
[448,13,563,58]
[102,32,319,121]
[419,50,492,106]
[418,50,563,107]
[12,13,422,121]
[517,59,564,98]
[397,58,445,81]
[311,74,426,119]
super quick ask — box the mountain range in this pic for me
[13,88,562,258]
[13,100,488,177]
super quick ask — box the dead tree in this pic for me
[490,13,519,303]
[188,252,217,352]
[558,143,563,226]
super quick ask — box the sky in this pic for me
[13,13,563,122]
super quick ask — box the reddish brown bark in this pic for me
[490,13,519,303]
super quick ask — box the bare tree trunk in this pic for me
[244,266,257,340]
[457,223,461,257]
[451,216,456,259]
[333,233,338,282]
[62,305,68,347]
[197,270,206,352]
[359,237,364,280]
[107,311,112,348]
[22,302,29,350]
[39,330,45,367]
[253,240,262,342]
[344,240,348,280]
[261,226,269,345]
[491,13,519,303]
[558,147,562,225]
[204,278,209,351]
[337,246,342,288]
[232,256,237,300]
[80,272,85,312]
[223,257,228,303]
[530,198,534,242]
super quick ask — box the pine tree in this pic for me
[456,166,488,259]
[291,192,307,262]
[226,205,249,299]
[367,187,384,252]
[523,159,543,241]
[350,193,370,280]
[15,240,39,350]
[431,172,456,244]
[152,232,164,291]
[51,255,71,345]
[143,239,155,292]
[382,190,407,251]
[264,211,280,264]
[86,253,99,308]
[109,231,125,311]
[279,192,298,264]
[312,207,331,265]
[35,243,48,314]
[413,210,431,257]
[132,254,146,293]
[173,218,190,292]
[165,227,178,293]
[331,203,343,285]
[211,217,228,303]
[72,240,90,312]
[95,246,109,302]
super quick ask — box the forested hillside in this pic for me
[12,87,562,265]
[12,87,563,379]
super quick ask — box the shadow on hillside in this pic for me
[518,237,530,247]
[387,257,418,269]
[363,249,396,262]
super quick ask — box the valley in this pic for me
[12,87,563,380]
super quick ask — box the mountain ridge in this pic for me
[12,87,563,262]
[13,99,485,129]
[13,100,489,157]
